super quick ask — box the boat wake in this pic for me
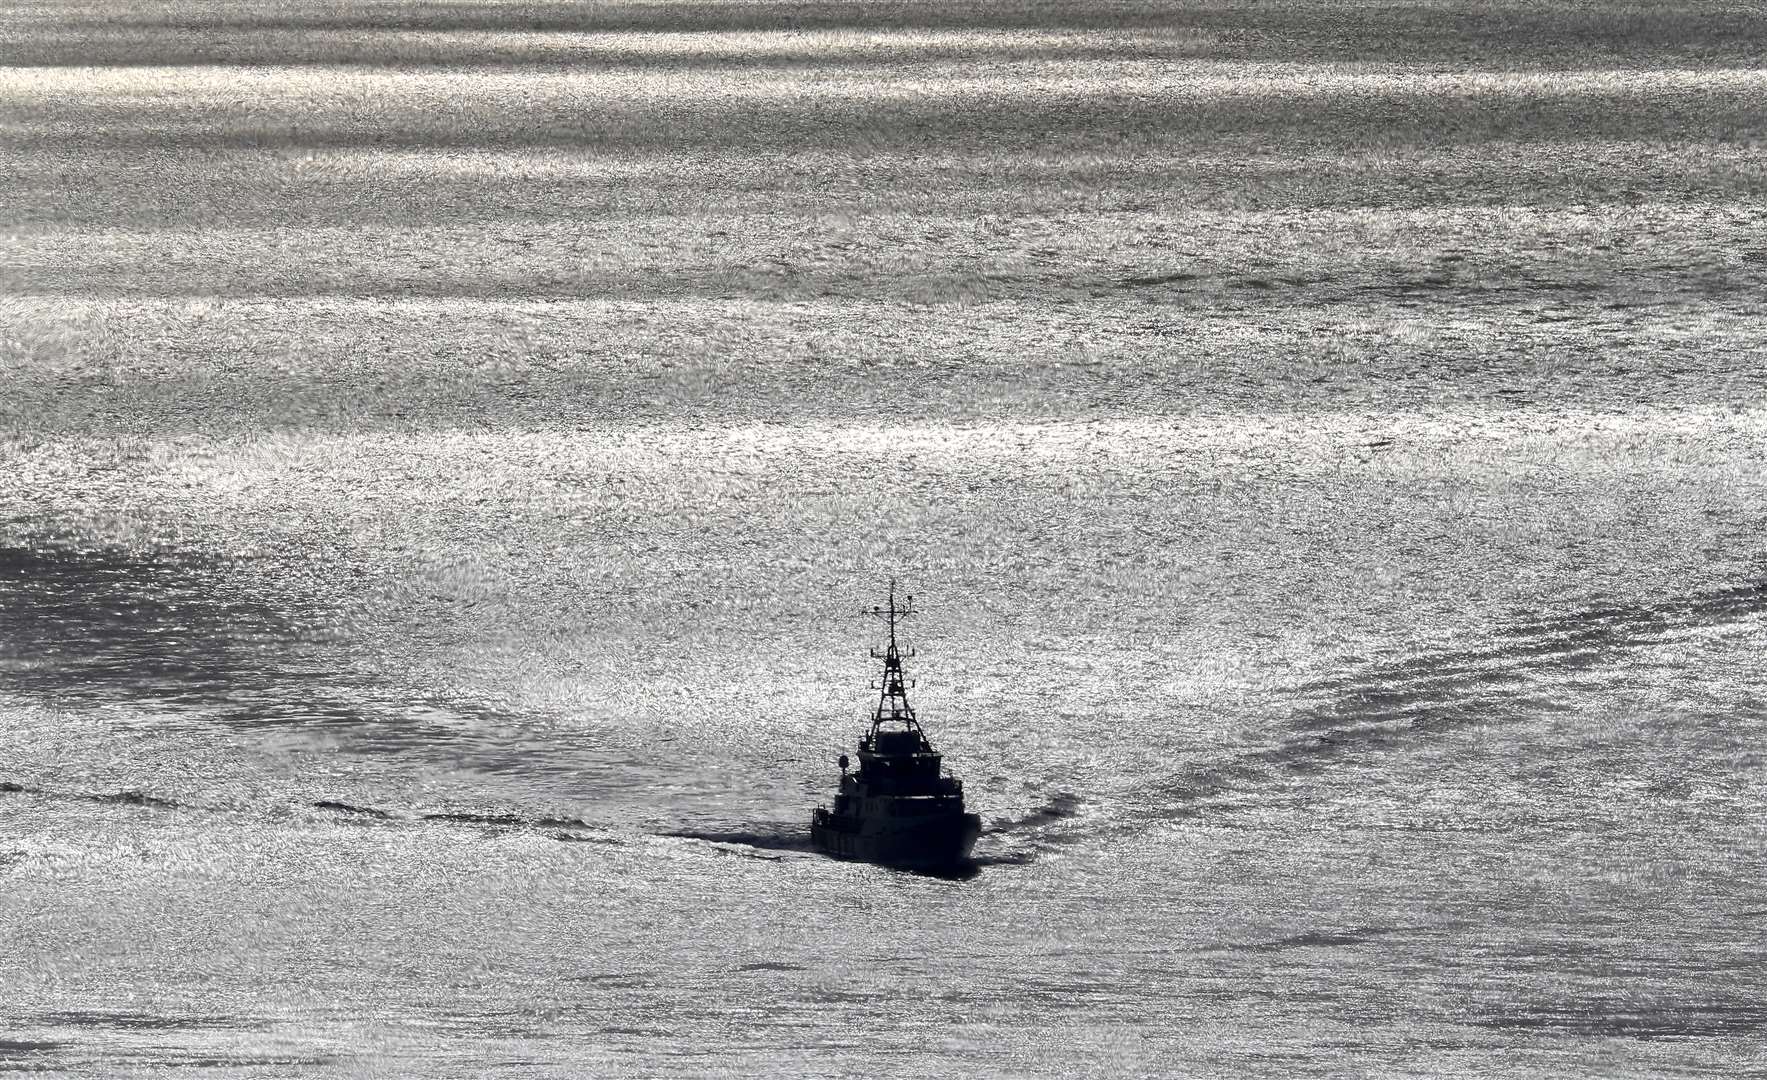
[659,826,818,854]
[0,782,186,812]
[1134,574,1767,821]
[0,783,641,847]
[311,799,391,819]
[983,791,1082,835]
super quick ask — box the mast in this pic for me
[866,579,920,732]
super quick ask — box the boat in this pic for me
[811,582,981,871]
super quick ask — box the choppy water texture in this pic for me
[4,1,1767,1076]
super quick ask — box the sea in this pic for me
[3,0,1766,1076]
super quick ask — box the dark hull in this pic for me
[811,811,981,870]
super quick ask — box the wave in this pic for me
[971,852,1035,867]
[0,783,183,811]
[551,832,623,845]
[6,782,629,848]
[1226,925,1407,953]
[419,811,528,827]
[659,826,817,853]
[1137,575,1767,818]
[1474,1001,1767,1039]
[311,800,391,819]
[984,791,1081,834]
[418,810,624,849]
[90,791,181,809]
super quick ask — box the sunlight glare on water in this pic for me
[4,0,1767,1075]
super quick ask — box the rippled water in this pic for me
[5,0,1767,1075]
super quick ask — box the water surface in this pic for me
[3,0,1766,1075]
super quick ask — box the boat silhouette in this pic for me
[811,582,981,871]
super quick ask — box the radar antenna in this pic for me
[866,579,920,733]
